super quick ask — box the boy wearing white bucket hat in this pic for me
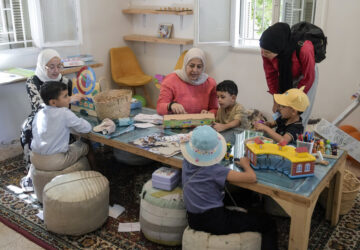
[181,125,278,250]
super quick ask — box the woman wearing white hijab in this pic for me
[20,49,83,191]
[157,48,218,115]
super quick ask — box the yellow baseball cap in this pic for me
[274,86,310,112]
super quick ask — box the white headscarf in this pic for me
[175,48,209,86]
[35,49,62,82]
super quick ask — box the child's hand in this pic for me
[212,122,226,132]
[70,93,86,103]
[254,122,268,131]
[234,157,250,167]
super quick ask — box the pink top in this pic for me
[262,40,315,94]
[157,73,218,115]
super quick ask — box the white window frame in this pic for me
[296,164,303,173]
[0,0,33,50]
[196,0,328,50]
[28,0,82,48]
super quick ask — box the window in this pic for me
[196,0,326,48]
[0,0,82,51]
[296,164,303,173]
[236,0,317,47]
[0,0,33,50]
[304,163,311,172]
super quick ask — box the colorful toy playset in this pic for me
[245,137,316,178]
[163,113,215,129]
[71,66,100,116]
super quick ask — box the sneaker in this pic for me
[20,176,33,193]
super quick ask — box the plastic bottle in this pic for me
[325,140,331,155]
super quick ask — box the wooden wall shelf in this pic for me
[122,8,193,16]
[124,34,193,45]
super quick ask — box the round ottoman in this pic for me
[113,148,154,166]
[139,180,187,246]
[43,170,109,236]
[30,156,90,203]
[182,226,262,250]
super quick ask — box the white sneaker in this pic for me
[20,176,33,193]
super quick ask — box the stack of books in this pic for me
[62,54,94,67]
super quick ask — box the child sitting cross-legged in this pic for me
[30,81,93,171]
[181,125,278,250]
[213,80,244,132]
[254,86,309,145]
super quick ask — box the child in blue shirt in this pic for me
[181,125,278,250]
[30,81,92,171]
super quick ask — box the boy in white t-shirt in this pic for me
[30,81,92,171]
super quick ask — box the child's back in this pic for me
[30,81,92,172]
[31,105,91,155]
[180,125,278,249]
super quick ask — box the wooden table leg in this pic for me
[326,169,344,226]
[274,198,317,250]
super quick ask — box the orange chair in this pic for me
[174,50,188,70]
[110,47,153,108]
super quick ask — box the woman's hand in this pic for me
[70,93,86,104]
[170,103,187,114]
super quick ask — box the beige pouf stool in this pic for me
[30,156,90,203]
[43,170,109,236]
[139,180,187,246]
[182,226,262,250]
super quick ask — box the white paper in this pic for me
[0,71,24,84]
[118,222,141,232]
[6,185,23,194]
[134,123,155,128]
[36,210,43,220]
[109,204,125,218]
[315,118,360,163]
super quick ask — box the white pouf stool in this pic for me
[30,156,90,203]
[182,226,262,250]
[139,180,187,246]
[43,170,109,236]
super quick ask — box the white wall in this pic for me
[1,0,359,144]
[130,0,360,130]
[0,0,131,144]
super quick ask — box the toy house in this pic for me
[245,137,316,178]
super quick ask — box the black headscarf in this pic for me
[259,22,297,93]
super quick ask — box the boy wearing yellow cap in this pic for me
[254,86,309,144]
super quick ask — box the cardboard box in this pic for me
[163,113,215,128]
[152,167,180,191]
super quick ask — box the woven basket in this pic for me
[93,89,132,120]
[319,170,360,215]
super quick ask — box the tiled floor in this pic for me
[0,222,44,250]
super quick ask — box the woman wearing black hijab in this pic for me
[259,22,318,127]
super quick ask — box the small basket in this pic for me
[319,169,360,215]
[93,89,132,120]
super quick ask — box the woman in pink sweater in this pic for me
[156,48,218,115]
